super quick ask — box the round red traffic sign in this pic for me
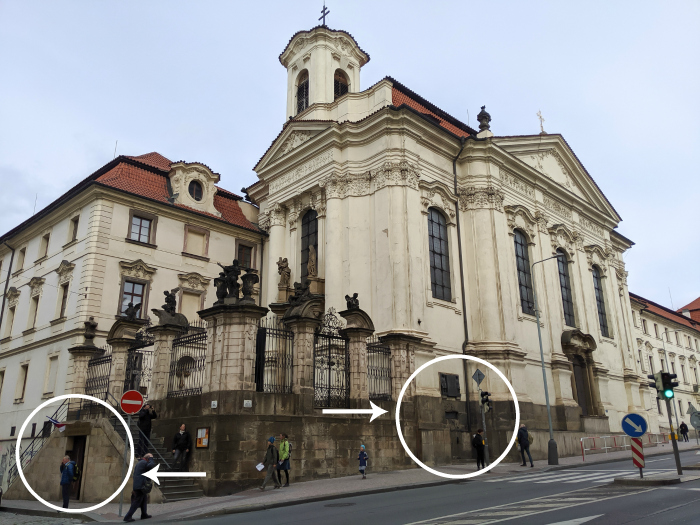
[120,390,144,414]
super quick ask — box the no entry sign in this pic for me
[120,390,144,414]
[631,437,645,468]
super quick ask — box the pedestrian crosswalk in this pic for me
[483,469,676,485]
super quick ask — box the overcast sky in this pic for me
[1,1,698,310]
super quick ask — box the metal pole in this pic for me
[665,398,683,475]
[659,336,680,433]
[480,394,490,466]
[639,466,643,479]
[118,414,131,517]
[696,428,699,446]
[531,255,561,465]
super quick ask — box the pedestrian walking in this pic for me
[276,433,291,487]
[59,455,76,508]
[123,453,156,522]
[680,422,689,442]
[260,437,281,490]
[137,404,157,457]
[472,429,486,470]
[517,423,534,467]
[172,423,192,471]
[358,445,368,479]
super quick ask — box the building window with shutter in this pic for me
[238,244,253,269]
[334,70,349,99]
[557,249,576,327]
[130,216,152,244]
[439,373,461,398]
[592,266,609,337]
[296,70,309,114]
[121,280,146,317]
[513,230,534,315]
[428,208,451,302]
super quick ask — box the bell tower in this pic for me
[279,26,370,120]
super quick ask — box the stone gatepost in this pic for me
[198,303,269,394]
[379,333,420,402]
[149,325,183,401]
[68,317,100,395]
[282,297,324,414]
[339,305,375,405]
[105,318,148,401]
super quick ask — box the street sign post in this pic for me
[621,413,648,438]
[118,390,143,516]
[690,411,700,445]
[472,369,488,466]
[631,438,644,479]
[472,369,485,386]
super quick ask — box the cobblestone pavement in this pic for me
[0,514,82,525]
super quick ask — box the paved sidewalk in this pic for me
[3,440,698,522]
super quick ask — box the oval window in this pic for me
[188,180,203,201]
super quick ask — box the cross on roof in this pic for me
[537,110,546,134]
[319,2,330,26]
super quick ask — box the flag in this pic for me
[47,416,66,432]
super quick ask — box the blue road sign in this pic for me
[621,412,648,437]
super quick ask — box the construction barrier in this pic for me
[580,433,668,461]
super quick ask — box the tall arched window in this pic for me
[334,69,349,100]
[514,230,535,315]
[296,71,309,114]
[592,266,609,337]
[428,208,451,301]
[557,249,576,327]
[301,209,318,281]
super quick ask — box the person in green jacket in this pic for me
[276,433,291,487]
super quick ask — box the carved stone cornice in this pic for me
[29,277,45,297]
[542,194,572,220]
[178,272,211,292]
[257,210,270,232]
[548,224,581,258]
[419,181,456,223]
[458,185,504,212]
[56,260,75,284]
[265,203,286,228]
[319,171,371,199]
[371,161,420,190]
[119,259,157,281]
[584,244,609,275]
[278,131,311,158]
[6,287,20,307]
[504,204,538,241]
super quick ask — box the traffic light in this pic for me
[481,391,492,413]
[661,373,680,399]
[648,372,662,397]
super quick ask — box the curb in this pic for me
[0,505,99,522]
[541,446,700,472]
[612,476,680,486]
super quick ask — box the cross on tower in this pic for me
[319,2,330,26]
[537,110,546,134]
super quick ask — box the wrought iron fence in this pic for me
[84,345,112,402]
[366,335,392,401]
[314,308,350,408]
[255,315,294,393]
[167,327,207,398]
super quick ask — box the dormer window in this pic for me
[189,180,203,201]
[296,71,309,114]
[334,70,349,100]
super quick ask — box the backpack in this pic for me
[72,464,81,483]
[528,434,534,445]
[288,441,293,458]
[143,477,154,494]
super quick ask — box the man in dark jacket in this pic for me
[59,456,76,508]
[172,423,192,471]
[260,437,281,490]
[517,423,534,467]
[137,404,157,457]
[123,453,155,522]
[680,422,690,442]
[472,429,486,470]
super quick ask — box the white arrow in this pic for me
[143,464,206,486]
[623,416,643,433]
[545,516,603,525]
[322,401,388,422]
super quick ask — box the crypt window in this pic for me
[121,280,145,317]
[129,215,153,244]
[300,209,318,281]
[557,249,576,327]
[334,69,349,100]
[428,208,451,301]
[188,180,203,202]
[513,229,535,315]
[296,70,309,114]
[439,373,461,398]
[592,266,609,337]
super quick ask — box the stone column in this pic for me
[106,319,147,401]
[68,345,99,395]
[199,303,269,394]
[340,307,375,405]
[379,333,420,402]
[323,190,343,312]
[264,204,287,308]
[149,325,183,401]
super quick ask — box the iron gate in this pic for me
[255,316,294,393]
[366,335,392,400]
[168,324,207,398]
[314,308,350,408]
[84,345,112,401]
[123,322,155,399]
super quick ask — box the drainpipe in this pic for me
[452,137,472,432]
[0,241,16,333]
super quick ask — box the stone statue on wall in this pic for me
[289,279,312,307]
[345,293,360,310]
[218,260,242,300]
[152,289,188,327]
[163,288,178,315]
[83,316,98,346]
[307,245,317,277]
[277,257,291,287]
[214,272,228,304]
[240,268,260,305]
[124,302,142,321]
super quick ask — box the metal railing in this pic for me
[167,328,207,398]
[580,433,669,461]
[255,315,294,393]
[367,335,392,401]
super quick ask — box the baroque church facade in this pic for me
[248,24,647,438]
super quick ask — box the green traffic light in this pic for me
[664,389,675,399]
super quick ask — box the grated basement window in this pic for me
[439,373,461,398]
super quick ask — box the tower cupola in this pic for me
[279,26,370,120]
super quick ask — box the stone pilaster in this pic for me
[149,325,183,401]
[68,345,99,395]
[199,303,269,394]
[379,333,420,401]
[285,318,320,397]
[340,307,375,404]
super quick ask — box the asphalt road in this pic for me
[180,449,700,525]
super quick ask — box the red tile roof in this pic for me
[127,152,173,172]
[678,297,700,323]
[630,292,700,333]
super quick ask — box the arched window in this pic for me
[592,266,609,337]
[296,71,309,114]
[334,69,349,100]
[557,249,576,327]
[428,208,451,301]
[514,230,535,315]
[301,209,318,281]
